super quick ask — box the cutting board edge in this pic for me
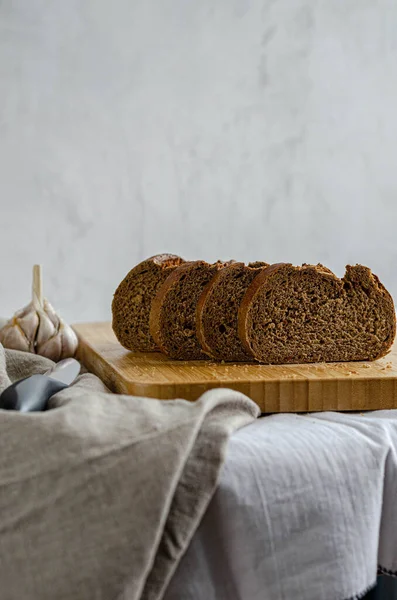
[73,323,397,412]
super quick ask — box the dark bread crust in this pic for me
[197,261,268,361]
[239,263,396,363]
[150,260,229,360]
[112,254,184,352]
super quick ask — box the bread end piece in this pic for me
[112,254,184,352]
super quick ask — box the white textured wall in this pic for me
[1,0,397,322]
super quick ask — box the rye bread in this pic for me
[150,260,229,360]
[112,254,184,352]
[238,263,396,364]
[197,262,268,361]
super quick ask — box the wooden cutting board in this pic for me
[73,322,397,413]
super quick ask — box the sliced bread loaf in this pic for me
[197,261,268,361]
[238,263,396,364]
[150,260,229,360]
[112,254,184,352]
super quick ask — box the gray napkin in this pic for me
[0,345,259,600]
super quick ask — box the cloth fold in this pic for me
[0,346,259,600]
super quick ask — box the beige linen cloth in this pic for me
[0,344,259,600]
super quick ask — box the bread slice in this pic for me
[238,263,396,364]
[197,262,268,361]
[112,254,184,352]
[150,260,230,360]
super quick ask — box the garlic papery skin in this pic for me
[14,304,40,345]
[0,303,39,353]
[36,308,78,362]
[0,320,31,353]
[37,330,63,362]
[58,320,79,358]
[36,306,57,348]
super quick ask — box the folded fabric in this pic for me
[165,410,397,600]
[0,345,259,600]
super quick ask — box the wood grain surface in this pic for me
[73,322,397,413]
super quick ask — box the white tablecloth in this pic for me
[165,410,397,600]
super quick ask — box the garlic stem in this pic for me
[32,264,43,309]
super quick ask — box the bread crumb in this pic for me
[362,364,371,369]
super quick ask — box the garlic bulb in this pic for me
[0,265,78,362]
